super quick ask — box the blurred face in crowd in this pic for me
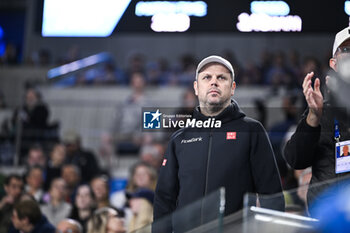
[76,185,94,210]
[62,165,80,188]
[50,178,67,202]
[27,148,46,167]
[194,63,235,115]
[130,72,145,93]
[106,217,125,233]
[133,165,152,188]
[56,220,81,233]
[25,89,39,108]
[12,210,27,231]
[50,144,66,167]
[91,178,108,202]
[5,177,23,201]
[26,168,43,190]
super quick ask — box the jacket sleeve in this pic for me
[283,112,321,169]
[153,137,179,232]
[250,121,285,211]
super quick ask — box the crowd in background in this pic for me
[1,45,331,89]
[0,46,330,232]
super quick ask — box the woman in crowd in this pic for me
[110,162,157,209]
[70,184,96,233]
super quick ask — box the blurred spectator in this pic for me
[222,50,242,84]
[287,50,301,82]
[240,61,261,85]
[61,164,81,203]
[0,174,23,233]
[176,88,197,116]
[145,61,166,86]
[140,143,165,171]
[70,184,96,233]
[258,50,273,84]
[26,144,47,168]
[40,178,72,226]
[8,199,55,233]
[106,215,126,233]
[12,88,49,130]
[268,93,299,179]
[90,176,110,209]
[87,207,125,233]
[177,54,196,87]
[299,56,322,88]
[63,130,100,183]
[11,87,50,160]
[63,45,81,64]
[115,72,149,154]
[125,53,146,83]
[29,49,52,66]
[0,43,18,65]
[127,188,154,232]
[56,219,83,233]
[25,165,44,203]
[45,144,66,191]
[110,162,157,210]
[98,132,115,170]
[264,51,293,87]
[90,63,126,85]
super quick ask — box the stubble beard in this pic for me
[200,97,230,116]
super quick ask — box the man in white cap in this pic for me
[284,26,350,213]
[153,55,284,232]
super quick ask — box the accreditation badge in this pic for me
[335,140,350,174]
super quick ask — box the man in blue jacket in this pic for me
[153,55,284,231]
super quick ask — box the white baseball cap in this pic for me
[333,26,350,56]
[195,55,235,80]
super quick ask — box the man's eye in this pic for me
[218,76,226,80]
[203,75,210,80]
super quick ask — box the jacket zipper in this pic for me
[201,130,213,225]
[205,131,213,196]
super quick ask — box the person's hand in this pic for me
[302,72,324,127]
[0,195,14,208]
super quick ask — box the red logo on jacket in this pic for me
[162,159,167,166]
[226,132,236,140]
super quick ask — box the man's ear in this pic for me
[330,58,337,71]
[231,81,236,96]
[193,81,198,96]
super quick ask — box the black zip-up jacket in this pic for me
[284,103,350,209]
[153,100,284,231]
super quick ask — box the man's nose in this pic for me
[209,76,218,86]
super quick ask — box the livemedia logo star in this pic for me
[143,109,162,129]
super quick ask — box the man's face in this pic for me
[331,40,350,71]
[5,178,23,201]
[27,168,43,190]
[193,63,235,112]
[28,149,45,167]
